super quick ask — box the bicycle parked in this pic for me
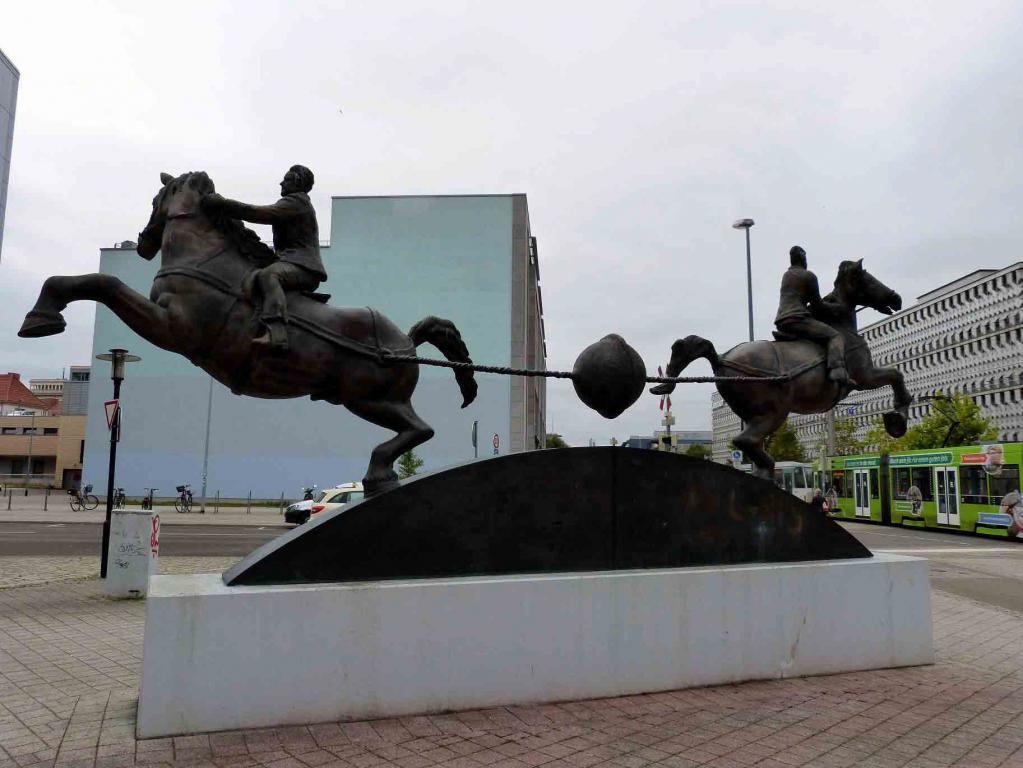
[142,488,158,510]
[113,487,126,509]
[68,484,99,511]
[175,484,193,513]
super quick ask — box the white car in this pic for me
[286,483,364,524]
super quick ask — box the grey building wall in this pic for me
[62,367,91,417]
[83,195,545,498]
[712,263,1023,457]
[0,49,19,261]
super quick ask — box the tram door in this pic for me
[935,466,960,527]
[853,469,871,517]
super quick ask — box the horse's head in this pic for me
[137,171,216,260]
[837,259,902,315]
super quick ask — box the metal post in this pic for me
[199,376,214,513]
[246,490,251,515]
[100,377,121,579]
[26,412,35,489]
[44,488,48,511]
[744,228,754,342]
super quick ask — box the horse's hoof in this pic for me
[883,411,907,438]
[649,383,675,396]
[18,311,66,338]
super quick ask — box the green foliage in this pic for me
[765,420,807,462]
[397,450,425,479]
[545,433,570,449]
[832,417,865,456]
[864,392,998,452]
[684,443,712,459]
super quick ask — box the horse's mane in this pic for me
[180,172,275,267]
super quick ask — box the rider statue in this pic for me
[774,245,854,387]
[203,165,327,352]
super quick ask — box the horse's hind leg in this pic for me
[343,398,435,495]
[20,274,174,349]
[733,410,787,480]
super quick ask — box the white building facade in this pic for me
[712,263,1023,460]
[0,48,19,261]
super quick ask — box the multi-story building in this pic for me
[0,48,18,261]
[712,263,1023,459]
[0,371,89,488]
[83,194,546,497]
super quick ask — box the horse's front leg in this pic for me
[20,273,174,350]
[855,365,913,438]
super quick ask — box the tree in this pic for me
[864,392,998,452]
[545,433,569,449]
[764,420,806,462]
[397,450,424,479]
[832,417,865,456]
[684,443,712,460]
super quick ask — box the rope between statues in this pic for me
[379,353,790,384]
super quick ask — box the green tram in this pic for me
[825,443,1023,539]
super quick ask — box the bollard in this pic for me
[279,492,285,514]
[246,490,251,515]
[6,491,10,510]
[44,488,49,511]
[214,491,220,515]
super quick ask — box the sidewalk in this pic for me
[2,562,1023,767]
[0,508,288,527]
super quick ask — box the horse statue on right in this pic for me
[651,259,911,478]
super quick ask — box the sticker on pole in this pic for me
[104,400,120,430]
[493,433,500,456]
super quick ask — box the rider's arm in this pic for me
[205,195,302,225]
[803,272,825,312]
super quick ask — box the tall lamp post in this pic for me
[731,218,755,342]
[96,348,141,578]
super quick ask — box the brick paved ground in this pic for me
[4,568,1023,768]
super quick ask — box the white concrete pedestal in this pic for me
[137,554,932,738]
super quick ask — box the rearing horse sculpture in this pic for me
[652,260,911,477]
[19,171,477,493]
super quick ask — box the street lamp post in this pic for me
[731,219,755,342]
[95,348,141,578]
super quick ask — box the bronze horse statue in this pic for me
[19,171,477,493]
[652,260,911,477]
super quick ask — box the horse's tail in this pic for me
[408,316,478,408]
[649,335,719,395]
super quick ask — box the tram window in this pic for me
[991,465,1021,500]
[893,468,912,499]
[870,469,879,498]
[794,469,808,490]
[911,468,933,501]
[831,471,848,497]
[960,466,988,504]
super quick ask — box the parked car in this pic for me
[285,483,365,525]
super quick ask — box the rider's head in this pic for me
[790,246,807,268]
[281,165,314,195]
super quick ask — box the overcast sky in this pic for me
[2,1,1021,446]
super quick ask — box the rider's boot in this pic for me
[253,318,289,353]
[828,365,857,388]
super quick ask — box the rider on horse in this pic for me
[774,246,854,387]
[202,165,326,352]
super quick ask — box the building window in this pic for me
[43,427,58,435]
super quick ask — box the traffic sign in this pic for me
[104,400,120,430]
[731,449,743,462]
[492,433,500,449]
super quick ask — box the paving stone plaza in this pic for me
[2,553,1023,768]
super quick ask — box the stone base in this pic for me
[137,554,932,738]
